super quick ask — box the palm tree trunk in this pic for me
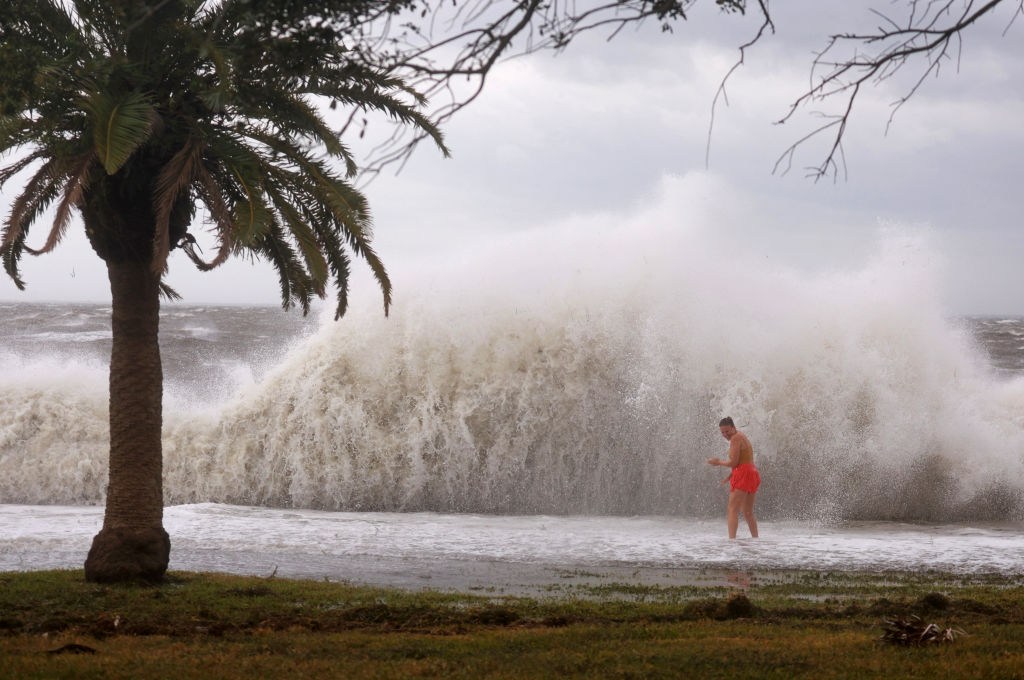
[84,258,169,583]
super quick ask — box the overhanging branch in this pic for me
[775,0,1020,181]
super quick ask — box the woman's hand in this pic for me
[706,457,720,466]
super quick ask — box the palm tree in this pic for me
[0,0,446,583]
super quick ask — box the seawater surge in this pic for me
[2,193,1024,521]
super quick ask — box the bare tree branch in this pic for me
[348,0,769,181]
[706,0,774,169]
[776,0,1020,181]
[339,0,1015,185]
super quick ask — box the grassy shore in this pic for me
[2,569,1022,679]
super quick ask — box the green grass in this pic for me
[2,569,1023,679]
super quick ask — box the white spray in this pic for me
[2,175,1023,520]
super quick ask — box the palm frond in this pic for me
[3,0,440,317]
[303,200,353,320]
[187,163,236,271]
[196,129,276,249]
[0,149,45,188]
[191,30,234,114]
[2,156,62,251]
[327,247,352,321]
[152,136,205,272]
[0,116,34,157]
[355,240,391,317]
[244,90,348,163]
[314,171,374,250]
[70,0,126,54]
[302,201,354,320]
[881,616,967,646]
[244,134,372,242]
[280,168,389,317]
[228,125,389,316]
[1,155,68,284]
[84,90,156,175]
[0,0,81,116]
[1,230,27,289]
[1,0,77,39]
[230,174,273,246]
[35,152,94,255]
[321,81,448,157]
[254,220,317,315]
[158,280,183,301]
[265,183,329,292]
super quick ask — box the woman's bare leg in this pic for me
[741,492,758,538]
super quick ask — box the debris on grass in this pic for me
[880,615,966,646]
[46,643,98,655]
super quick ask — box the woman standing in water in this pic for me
[707,417,760,539]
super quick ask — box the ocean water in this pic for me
[2,224,1024,586]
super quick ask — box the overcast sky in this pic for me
[2,0,1022,315]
